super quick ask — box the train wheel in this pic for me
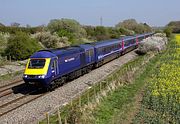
[56,77,66,86]
[47,81,56,92]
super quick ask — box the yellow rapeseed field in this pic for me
[175,34,180,41]
[151,34,180,103]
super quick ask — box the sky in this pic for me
[0,0,180,27]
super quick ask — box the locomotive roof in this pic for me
[79,44,94,51]
[31,46,84,58]
[30,51,56,58]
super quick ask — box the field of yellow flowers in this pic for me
[134,35,180,123]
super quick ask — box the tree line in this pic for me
[0,18,152,60]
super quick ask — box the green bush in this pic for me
[164,27,172,37]
[0,26,44,34]
[47,18,87,40]
[167,21,180,33]
[94,26,110,41]
[32,32,69,48]
[0,32,10,56]
[4,32,41,60]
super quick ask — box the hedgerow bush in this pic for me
[164,27,172,37]
[0,32,9,54]
[4,32,41,60]
[137,33,167,54]
[32,32,69,48]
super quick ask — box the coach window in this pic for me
[133,39,135,44]
[131,40,133,44]
[125,41,127,46]
[90,49,93,56]
[103,48,106,53]
[133,39,136,44]
[85,50,89,56]
[105,47,107,53]
[118,44,121,48]
[119,43,121,48]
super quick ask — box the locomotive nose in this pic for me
[24,58,51,76]
[23,58,51,86]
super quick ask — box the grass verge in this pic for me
[93,51,162,124]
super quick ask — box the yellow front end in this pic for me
[24,58,51,75]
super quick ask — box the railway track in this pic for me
[0,89,46,117]
[0,79,23,98]
[0,79,46,117]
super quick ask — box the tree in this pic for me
[115,19,152,34]
[4,32,41,60]
[164,27,172,37]
[47,18,87,40]
[94,26,110,40]
[167,21,180,33]
[116,19,138,31]
[107,27,120,39]
[118,27,134,36]
[11,22,20,27]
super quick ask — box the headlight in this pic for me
[38,75,46,79]
[23,74,28,78]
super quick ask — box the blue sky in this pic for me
[0,0,179,27]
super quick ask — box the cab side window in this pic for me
[51,61,56,70]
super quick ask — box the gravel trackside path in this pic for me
[0,51,138,124]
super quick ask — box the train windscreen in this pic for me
[28,59,46,69]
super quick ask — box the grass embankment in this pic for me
[133,35,180,123]
[92,52,161,124]
[40,51,158,124]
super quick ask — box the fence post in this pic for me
[64,117,67,124]
[45,112,49,124]
[79,96,81,107]
[57,108,62,124]
[100,81,102,92]
[94,85,96,101]
[9,55,11,62]
[87,90,90,105]
[70,99,73,107]
[5,56,7,61]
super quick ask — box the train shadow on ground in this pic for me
[11,83,47,95]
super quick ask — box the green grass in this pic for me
[93,51,162,124]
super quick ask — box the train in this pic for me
[23,32,154,90]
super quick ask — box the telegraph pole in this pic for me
[100,17,103,26]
